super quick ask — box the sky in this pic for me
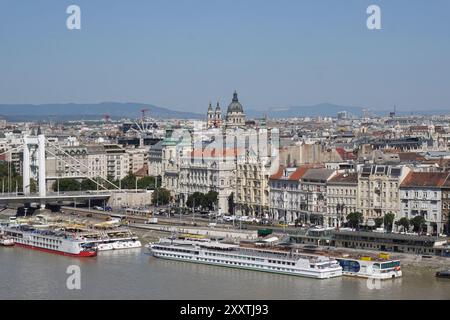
[0,0,450,113]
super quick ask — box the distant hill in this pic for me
[246,103,450,118]
[246,103,364,118]
[1,102,449,122]
[0,102,202,121]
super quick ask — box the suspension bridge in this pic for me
[0,132,117,207]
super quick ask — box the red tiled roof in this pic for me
[270,165,285,180]
[135,164,149,177]
[288,164,323,180]
[400,171,450,188]
[335,147,356,160]
[397,152,426,162]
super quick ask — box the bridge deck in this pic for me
[0,192,111,203]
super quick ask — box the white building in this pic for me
[399,171,449,235]
[326,172,358,227]
[178,147,236,214]
[358,165,410,226]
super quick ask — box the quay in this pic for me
[130,223,258,241]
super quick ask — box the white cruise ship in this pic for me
[1,224,97,257]
[147,238,343,279]
[333,254,402,280]
[86,230,142,251]
[295,247,402,280]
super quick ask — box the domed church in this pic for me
[207,102,222,128]
[225,91,246,128]
[206,91,246,129]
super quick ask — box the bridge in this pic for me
[0,191,111,204]
[0,132,120,208]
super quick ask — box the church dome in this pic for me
[227,91,244,113]
[215,102,221,111]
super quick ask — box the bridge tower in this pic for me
[22,133,46,199]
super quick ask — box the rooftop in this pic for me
[400,171,450,188]
[328,172,358,184]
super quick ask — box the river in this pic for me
[1,246,450,300]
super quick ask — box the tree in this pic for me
[397,217,410,232]
[186,192,204,209]
[80,178,98,191]
[228,192,235,215]
[346,212,363,229]
[411,216,426,233]
[374,217,384,228]
[152,187,171,205]
[137,176,156,190]
[204,191,218,210]
[384,212,396,232]
[120,172,137,189]
[0,161,22,192]
[52,178,80,192]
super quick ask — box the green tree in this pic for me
[0,161,21,192]
[152,187,171,205]
[137,176,156,189]
[120,172,137,189]
[411,216,426,233]
[346,212,363,229]
[384,212,396,232]
[374,217,384,228]
[204,191,218,210]
[80,178,98,191]
[397,217,410,232]
[186,192,205,209]
[52,178,81,192]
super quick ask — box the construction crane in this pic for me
[141,108,150,121]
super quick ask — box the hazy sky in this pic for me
[1,0,449,113]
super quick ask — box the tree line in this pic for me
[345,211,427,233]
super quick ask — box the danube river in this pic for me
[1,247,450,300]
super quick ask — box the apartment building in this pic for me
[358,165,410,225]
[126,147,148,174]
[268,166,312,222]
[148,140,163,177]
[178,148,236,214]
[400,171,449,235]
[299,168,336,225]
[326,172,358,227]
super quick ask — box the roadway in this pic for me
[0,191,111,204]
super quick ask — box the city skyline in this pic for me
[1,0,450,112]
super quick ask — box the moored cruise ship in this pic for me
[333,254,402,280]
[147,238,343,279]
[297,246,402,280]
[1,224,97,257]
[83,229,142,251]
